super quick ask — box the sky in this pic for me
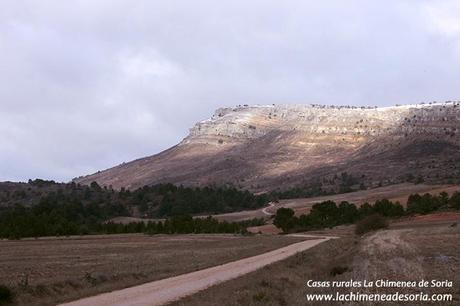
[1,0,460,182]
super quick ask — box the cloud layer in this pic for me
[1,0,460,182]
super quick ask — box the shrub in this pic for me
[253,292,268,302]
[449,192,460,209]
[330,266,350,276]
[407,193,440,214]
[309,201,340,228]
[358,202,374,217]
[355,214,388,235]
[273,208,296,233]
[373,199,404,217]
[260,280,271,287]
[0,285,13,304]
[337,201,358,224]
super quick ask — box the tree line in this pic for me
[100,216,264,235]
[270,172,363,200]
[273,191,460,233]
[0,199,264,239]
[0,179,269,239]
[0,180,269,218]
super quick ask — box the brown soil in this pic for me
[172,221,460,305]
[59,235,334,306]
[0,234,303,306]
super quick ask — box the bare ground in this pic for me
[59,235,335,306]
[172,218,460,305]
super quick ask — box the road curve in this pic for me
[59,235,335,306]
[261,202,276,216]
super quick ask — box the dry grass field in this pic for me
[0,234,304,306]
[2,185,459,306]
[173,219,460,305]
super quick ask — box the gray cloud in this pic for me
[1,0,460,182]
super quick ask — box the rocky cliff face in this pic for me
[74,102,460,191]
[186,103,459,145]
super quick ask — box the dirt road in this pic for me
[109,184,460,225]
[261,202,275,216]
[209,183,460,222]
[59,235,335,306]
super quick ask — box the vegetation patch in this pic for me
[330,266,350,276]
[0,180,268,239]
[252,292,269,302]
[0,285,13,304]
[355,214,388,235]
[273,191,460,233]
[104,216,265,236]
[270,172,359,199]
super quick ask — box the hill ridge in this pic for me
[74,102,460,191]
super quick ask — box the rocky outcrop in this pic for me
[74,102,460,191]
[186,103,460,145]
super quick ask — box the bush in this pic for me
[273,208,296,233]
[309,201,340,228]
[330,266,349,276]
[358,202,374,218]
[373,199,405,217]
[449,192,460,209]
[253,292,269,302]
[355,214,388,235]
[337,201,359,224]
[406,193,440,214]
[0,285,13,304]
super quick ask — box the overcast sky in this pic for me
[1,0,460,182]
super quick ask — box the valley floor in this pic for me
[0,234,303,306]
[3,183,460,306]
[59,234,334,306]
[172,218,460,305]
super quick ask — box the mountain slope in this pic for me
[74,102,460,191]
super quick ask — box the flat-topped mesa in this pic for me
[74,101,460,191]
[183,102,460,147]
